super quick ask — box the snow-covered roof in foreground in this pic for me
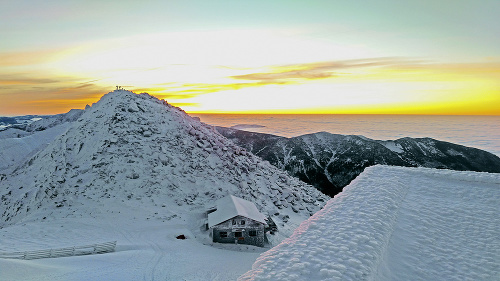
[208,195,267,228]
[239,165,500,281]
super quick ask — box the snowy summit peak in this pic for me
[1,90,327,240]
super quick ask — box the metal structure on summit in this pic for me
[115,86,133,91]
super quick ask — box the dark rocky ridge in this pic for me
[216,127,500,196]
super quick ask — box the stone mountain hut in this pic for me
[208,195,267,247]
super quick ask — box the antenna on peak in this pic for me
[115,86,133,91]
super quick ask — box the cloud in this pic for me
[169,102,200,108]
[0,74,109,115]
[0,49,63,67]
[232,70,335,82]
[0,77,60,86]
[230,57,427,83]
[146,80,297,101]
[137,57,499,103]
[227,58,500,91]
[2,53,499,116]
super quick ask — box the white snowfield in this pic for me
[240,165,500,281]
[0,215,267,280]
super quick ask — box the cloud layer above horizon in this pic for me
[1,0,499,115]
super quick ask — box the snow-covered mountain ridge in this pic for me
[0,110,82,134]
[0,115,47,131]
[4,105,498,199]
[0,90,326,236]
[217,127,500,196]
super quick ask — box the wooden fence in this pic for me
[0,241,117,260]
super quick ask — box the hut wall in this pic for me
[211,215,265,247]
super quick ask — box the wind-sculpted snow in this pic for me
[0,90,327,241]
[239,166,500,281]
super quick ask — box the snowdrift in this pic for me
[240,165,500,280]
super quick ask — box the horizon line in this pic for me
[2,111,500,118]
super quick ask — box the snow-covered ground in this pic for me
[0,191,269,280]
[0,215,265,280]
[3,166,497,280]
[240,165,500,281]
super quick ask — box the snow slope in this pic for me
[0,215,265,280]
[0,123,71,173]
[0,90,327,280]
[240,166,500,281]
[0,109,84,174]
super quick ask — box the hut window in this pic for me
[234,231,242,237]
[241,220,245,225]
[249,230,257,236]
[232,220,236,225]
[219,232,228,238]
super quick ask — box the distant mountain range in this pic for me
[0,115,48,131]
[0,111,82,133]
[2,97,499,200]
[216,127,500,196]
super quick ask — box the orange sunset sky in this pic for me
[1,0,499,116]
